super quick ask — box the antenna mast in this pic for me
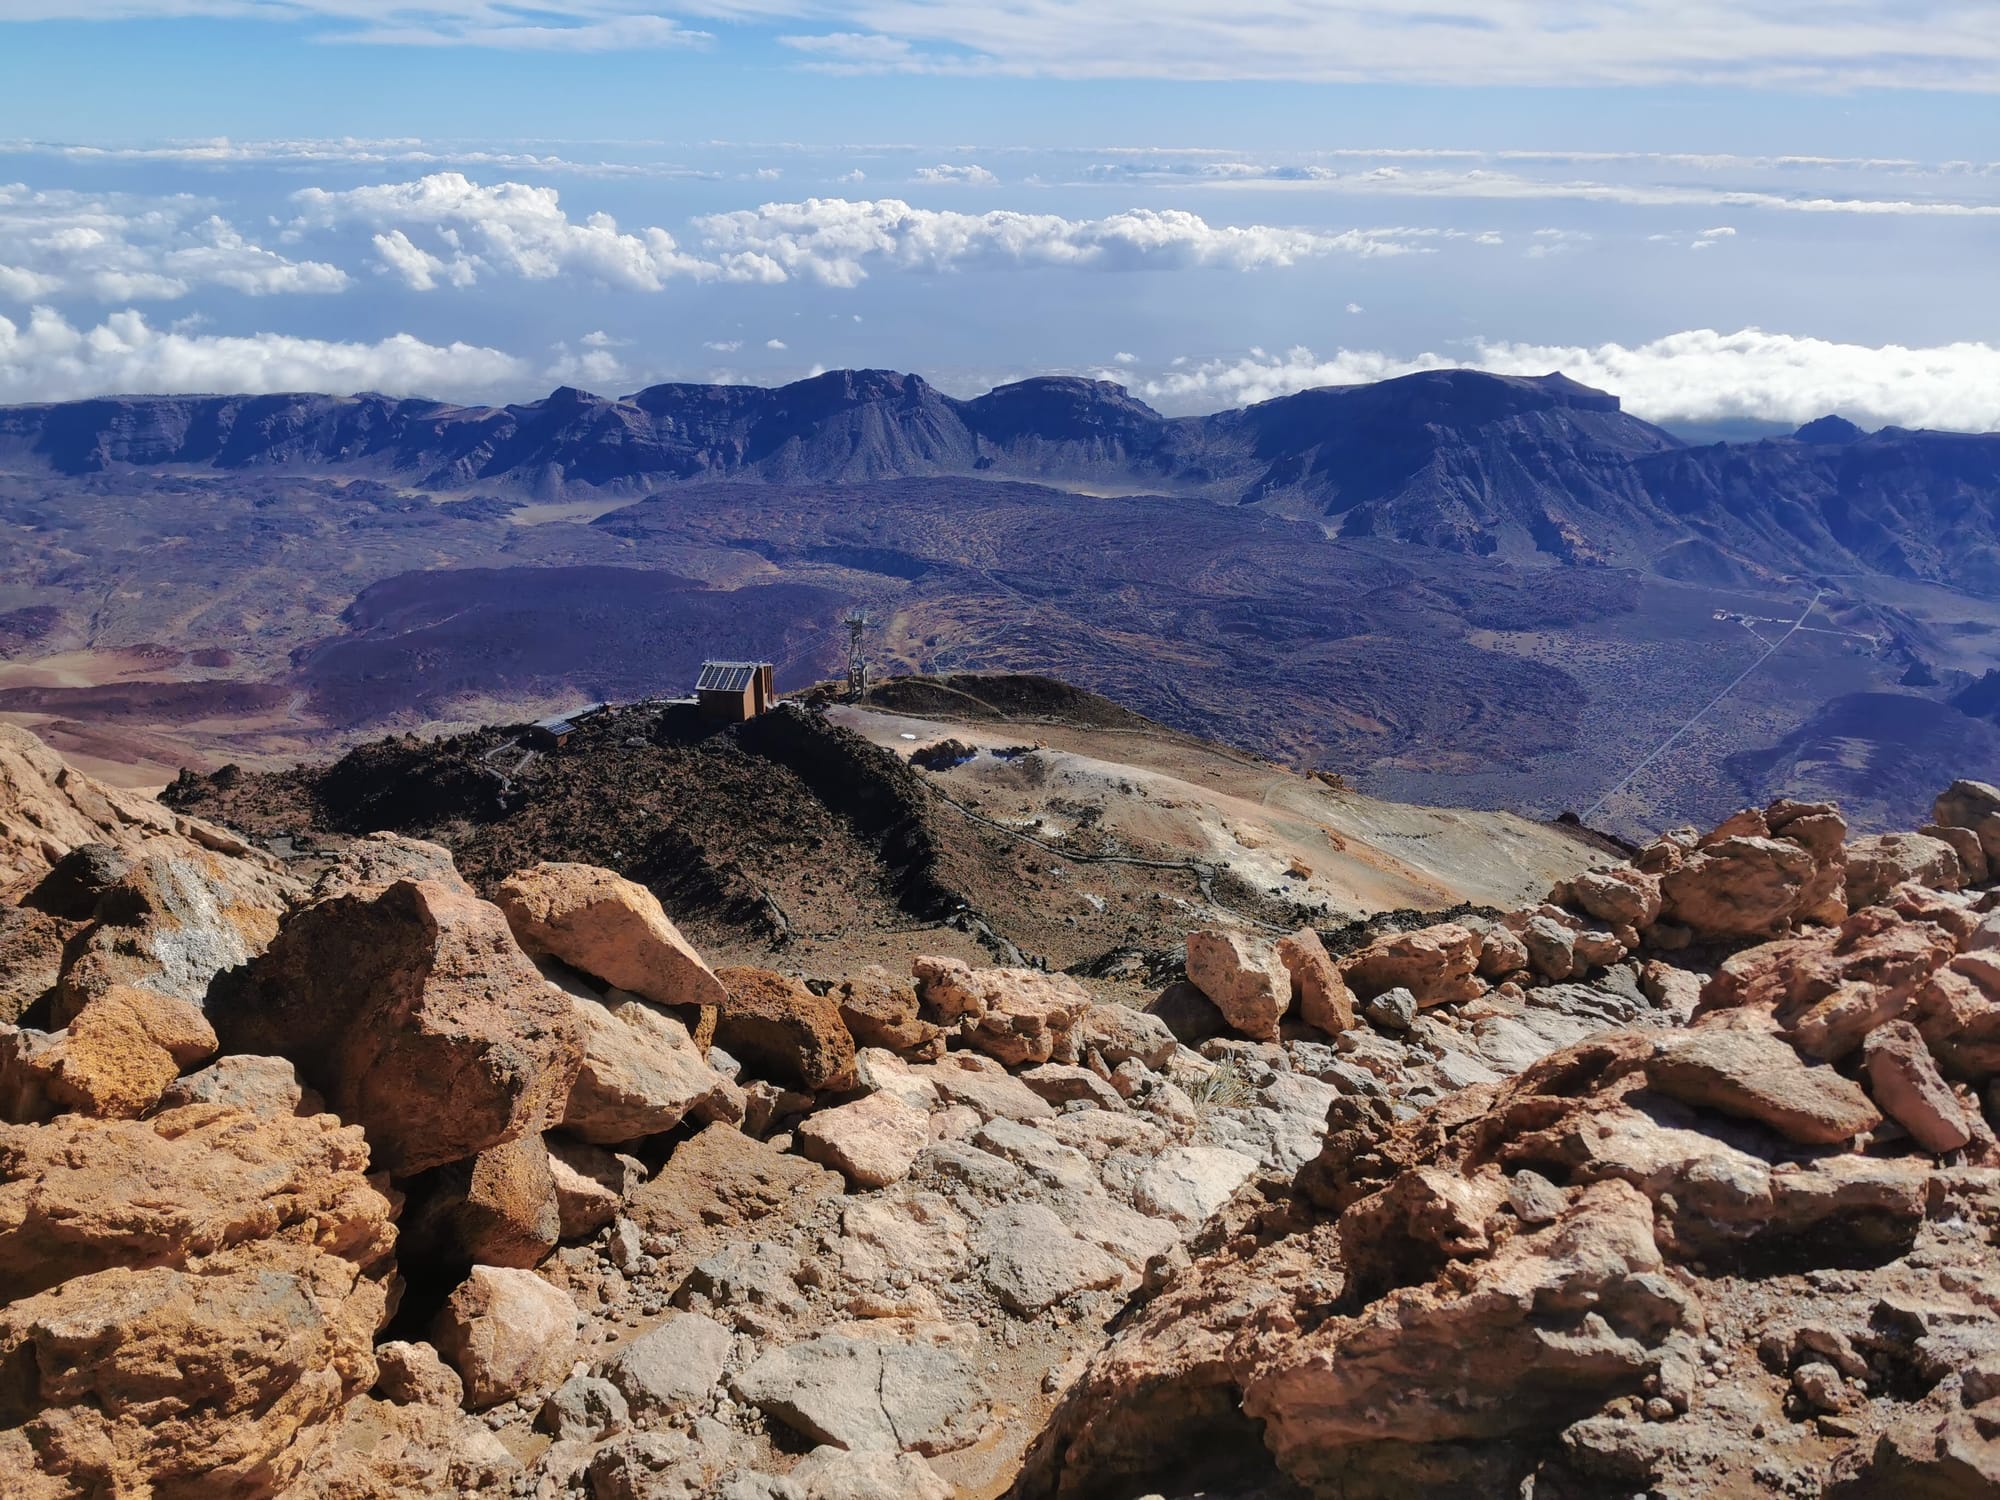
[844,611,870,702]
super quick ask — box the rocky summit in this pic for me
[6,716,2000,1499]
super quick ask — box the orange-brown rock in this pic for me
[714,966,859,1091]
[1569,866,1663,930]
[0,723,274,901]
[1658,834,1819,941]
[1845,833,1963,909]
[495,861,727,1012]
[1921,822,1990,886]
[1183,930,1291,1040]
[0,903,67,1024]
[0,1241,388,1500]
[1341,922,1482,1008]
[1933,779,2000,865]
[1644,1026,1881,1145]
[208,878,582,1175]
[1242,1181,1694,1493]
[1863,1020,1971,1153]
[399,1132,562,1270]
[561,991,737,1145]
[0,1103,394,1498]
[0,1104,394,1301]
[1701,907,1957,1060]
[836,972,945,1059]
[1276,927,1355,1034]
[431,1265,579,1410]
[1767,799,1851,925]
[912,955,1091,1063]
[40,984,217,1120]
[54,839,299,1021]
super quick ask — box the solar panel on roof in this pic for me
[697,661,758,693]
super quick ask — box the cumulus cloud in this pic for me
[765,338,787,349]
[288,173,778,290]
[0,304,525,403]
[913,163,998,185]
[703,338,743,352]
[1132,329,2000,431]
[0,185,349,303]
[690,197,1434,287]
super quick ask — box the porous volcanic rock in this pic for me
[0,1103,394,1497]
[1341,922,1482,1008]
[912,955,1091,1065]
[1184,930,1292,1039]
[432,1265,580,1411]
[55,838,299,1019]
[561,990,736,1145]
[795,1090,931,1188]
[1645,1025,1882,1145]
[400,1131,563,1270]
[207,878,582,1175]
[495,861,727,1013]
[1845,833,1963,909]
[1276,927,1356,1035]
[713,966,859,1092]
[835,972,945,1059]
[1658,834,1819,941]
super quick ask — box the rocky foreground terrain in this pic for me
[6,715,2000,1498]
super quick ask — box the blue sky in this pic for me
[1,2,1998,428]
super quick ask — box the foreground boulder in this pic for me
[432,1265,579,1410]
[561,991,737,1145]
[912,955,1091,1063]
[0,1104,395,1497]
[208,878,582,1175]
[1341,922,1482,1008]
[713,966,858,1092]
[1184,930,1291,1039]
[495,862,727,1013]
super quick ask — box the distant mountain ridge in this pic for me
[5,366,1999,589]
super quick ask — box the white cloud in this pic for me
[913,163,998,185]
[0,185,349,304]
[1133,329,2000,431]
[545,338,629,388]
[1113,351,1136,365]
[10,3,2000,88]
[0,136,713,179]
[288,173,779,290]
[1134,161,2000,219]
[334,14,707,50]
[1345,301,1363,313]
[765,338,788,349]
[703,338,743,352]
[0,304,525,403]
[691,197,1434,287]
[760,1,2000,90]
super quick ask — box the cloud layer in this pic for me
[0,185,349,303]
[1133,329,2000,431]
[0,305,526,403]
[286,175,1425,290]
[8,1,2000,89]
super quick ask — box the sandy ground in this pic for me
[829,704,1600,918]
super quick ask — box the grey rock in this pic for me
[540,1374,630,1442]
[975,1201,1132,1314]
[604,1311,732,1416]
[731,1335,989,1455]
[1362,987,1417,1032]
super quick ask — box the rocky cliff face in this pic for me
[6,721,2000,1498]
[9,368,2000,586]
